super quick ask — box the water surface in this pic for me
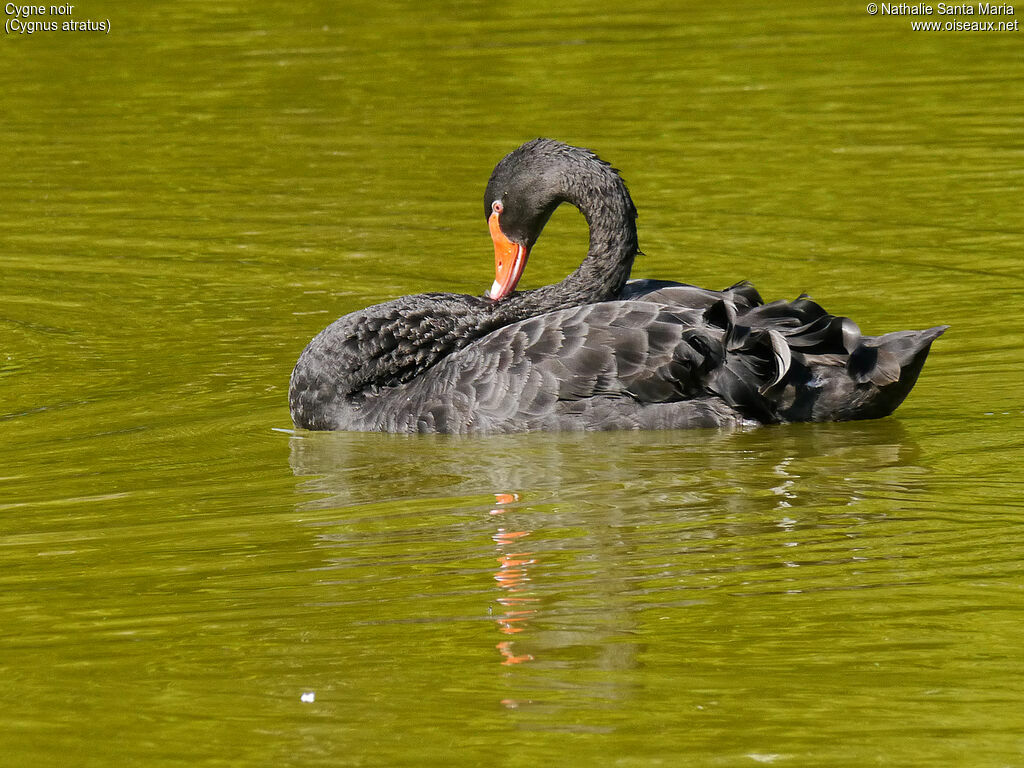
[2,1,1023,766]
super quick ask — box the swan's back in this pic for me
[341,282,946,434]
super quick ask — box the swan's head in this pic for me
[483,138,569,301]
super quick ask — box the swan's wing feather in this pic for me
[396,300,780,431]
[347,294,946,434]
[621,279,763,311]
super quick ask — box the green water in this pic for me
[2,1,1023,765]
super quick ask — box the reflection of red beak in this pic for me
[487,210,528,301]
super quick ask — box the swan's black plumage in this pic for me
[289,138,946,434]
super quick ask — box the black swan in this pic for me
[289,138,946,434]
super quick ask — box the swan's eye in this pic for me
[491,200,503,215]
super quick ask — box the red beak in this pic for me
[487,210,528,301]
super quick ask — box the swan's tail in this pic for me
[698,288,949,424]
[767,324,949,423]
[838,324,949,420]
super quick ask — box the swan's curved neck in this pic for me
[500,154,639,320]
[566,169,639,299]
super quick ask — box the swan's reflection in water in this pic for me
[490,493,537,665]
[288,421,922,513]
[287,420,929,675]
